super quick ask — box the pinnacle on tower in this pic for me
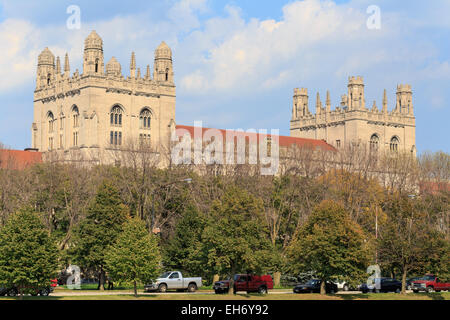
[326,90,331,113]
[382,89,388,114]
[56,56,61,75]
[64,53,70,75]
[372,100,378,112]
[130,52,136,78]
[137,68,141,79]
[316,92,322,115]
[146,65,150,80]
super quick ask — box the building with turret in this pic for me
[290,76,416,155]
[32,31,176,163]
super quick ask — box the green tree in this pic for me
[70,181,128,290]
[0,210,59,298]
[163,205,208,279]
[287,200,371,295]
[105,218,161,297]
[201,187,272,294]
[378,194,448,293]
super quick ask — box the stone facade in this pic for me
[290,76,416,155]
[32,31,176,163]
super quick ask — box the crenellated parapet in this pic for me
[290,76,416,154]
[34,31,175,103]
[291,76,415,127]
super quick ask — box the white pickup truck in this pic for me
[144,271,202,293]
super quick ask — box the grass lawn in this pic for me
[1,292,448,300]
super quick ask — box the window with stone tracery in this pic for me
[370,134,379,151]
[390,136,399,152]
[110,105,123,127]
[140,108,152,130]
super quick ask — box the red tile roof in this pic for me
[0,149,42,170]
[175,125,336,152]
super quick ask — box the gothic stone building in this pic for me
[290,76,416,155]
[32,31,176,162]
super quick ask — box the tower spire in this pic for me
[316,92,322,115]
[145,65,150,80]
[382,89,388,114]
[56,56,61,75]
[64,53,70,76]
[130,52,136,78]
[326,90,331,113]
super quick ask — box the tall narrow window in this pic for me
[95,58,99,73]
[110,105,123,127]
[72,106,80,128]
[140,108,152,129]
[47,112,55,133]
[370,134,379,151]
[165,68,169,81]
[390,137,399,152]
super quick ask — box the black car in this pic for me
[0,286,52,297]
[360,278,401,293]
[0,287,18,296]
[293,279,338,294]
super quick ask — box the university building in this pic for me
[0,30,417,169]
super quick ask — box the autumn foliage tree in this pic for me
[287,200,372,294]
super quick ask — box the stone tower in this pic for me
[36,48,55,89]
[83,30,104,75]
[32,31,176,164]
[153,41,174,83]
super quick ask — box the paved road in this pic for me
[50,289,376,297]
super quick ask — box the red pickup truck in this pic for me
[412,275,450,293]
[213,274,274,294]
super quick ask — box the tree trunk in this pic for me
[401,267,407,294]
[274,272,281,288]
[320,280,326,295]
[228,265,236,295]
[134,280,137,297]
[98,267,105,291]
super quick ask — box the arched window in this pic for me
[72,106,80,128]
[165,68,169,81]
[370,134,379,151]
[47,74,51,86]
[140,108,152,129]
[95,58,99,73]
[110,105,123,127]
[47,112,55,133]
[390,136,399,152]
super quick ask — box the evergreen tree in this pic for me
[70,181,128,290]
[0,210,59,298]
[105,218,161,297]
[163,205,207,278]
[287,200,371,295]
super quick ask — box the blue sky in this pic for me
[0,0,449,153]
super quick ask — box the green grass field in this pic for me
[1,291,448,300]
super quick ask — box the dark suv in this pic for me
[293,279,338,294]
[360,278,401,293]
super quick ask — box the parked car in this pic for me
[406,277,422,290]
[293,279,338,294]
[144,271,202,293]
[334,281,360,291]
[0,279,57,297]
[213,274,274,294]
[412,275,450,293]
[360,278,401,293]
